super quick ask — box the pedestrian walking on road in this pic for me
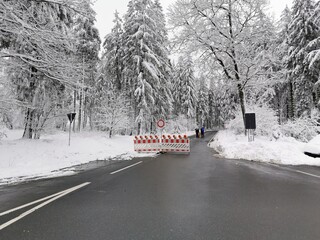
[195,128,199,138]
[201,126,205,138]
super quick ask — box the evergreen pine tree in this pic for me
[102,11,124,91]
[276,6,292,121]
[73,0,101,131]
[122,0,173,134]
[196,79,208,127]
[306,1,320,104]
[173,57,197,119]
[287,0,318,117]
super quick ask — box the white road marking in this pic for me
[291,169,320,179]
[0,187,78,217]
[265,163,320,179]
[0,182,90,231]
[110,161,143,175]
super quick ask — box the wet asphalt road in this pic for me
[1,133,320,239]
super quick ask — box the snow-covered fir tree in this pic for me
[287,0,319,118]
[275,6,293,121]
[207,81,237,128]
[73,0,101,131]
[306,0,320,103]
[172,56,197,119]
[122,0,173,134]
[196,78,209,127]
[102,11,124,91]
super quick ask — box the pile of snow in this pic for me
[0,130,154,184]
[303,135,320,156]
[209,130,320,166]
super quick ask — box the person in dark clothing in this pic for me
[201,126,205,138]
[195,128,199,138]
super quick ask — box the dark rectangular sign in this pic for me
[245,113,256,129]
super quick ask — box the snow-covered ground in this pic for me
[0,130,155,185]
[209,130,320,166]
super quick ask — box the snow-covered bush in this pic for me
[0,120,7,140]
[226,104,278,137]
[0,130,6,140]
[279,113,320,142]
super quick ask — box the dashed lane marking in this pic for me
[110,161,143,175]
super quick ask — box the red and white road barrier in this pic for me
[161,134,190,152]
[134,135,161,152]
[134,134,190,153]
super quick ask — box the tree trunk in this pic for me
[33,112,41,139]
[277,96,281,125]
[73,90,77,132]
[78,89,82,132]
[23,108,33,139]
[109,127,113,138]
[237,83,246,129]
[83,91,87,129]
[89,101,93,130]
[288,80,294,119]
[137,122,141,135]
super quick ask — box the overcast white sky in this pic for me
[92,0,293,40]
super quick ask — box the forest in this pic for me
[0,0,320,141]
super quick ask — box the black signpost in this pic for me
[67,113,76,146]
[245,113,256,142]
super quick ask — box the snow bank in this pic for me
[209,130,320,166]
[303,135,320,155]
[0,130,154,184]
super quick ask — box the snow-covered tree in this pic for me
[93,85,130,138]
[2,1,76,139]
[172,56,197,119]
[274,6,293,121]
[0,0,99,138]
[102,11,124,91]
[196,78,209,127]
[287,0,319,118]
[122,0,173,134]
[73,0,101,131]
[208,81,237,128]
[168,0,272,128]
[306,1,320,103]
[0,0,84,86]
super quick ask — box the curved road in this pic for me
[1,133,320,239]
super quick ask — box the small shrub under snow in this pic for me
[226,105,320,142]
[279,116,320,142]
[226,104,278,137]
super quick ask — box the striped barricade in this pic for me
[161,135,190,153]
[134,134,190,153]
[134,135,160,152]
